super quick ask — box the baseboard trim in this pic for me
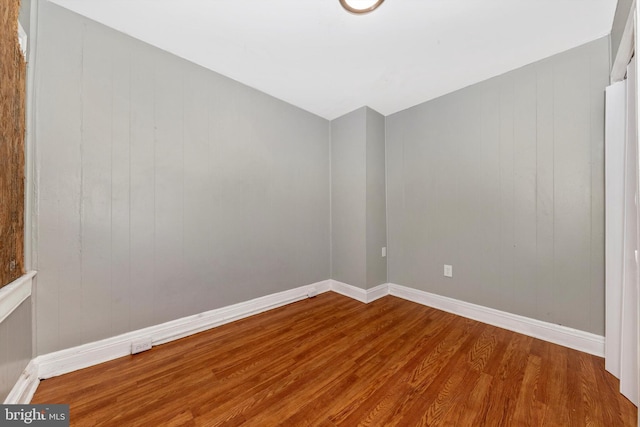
[17,279,605,403]
[4,360,40,404]
[366,283,389,303]
[388,283,605,357]
[330,280,368,303]
[35,280,331,380]
[329,280,388,303]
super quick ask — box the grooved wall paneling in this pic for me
[35,2,330,355]
[0,299,31,402]
[386,37,609,334]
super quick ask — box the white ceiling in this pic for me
[49,0,617,120]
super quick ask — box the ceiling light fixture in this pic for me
[339,0,385,14]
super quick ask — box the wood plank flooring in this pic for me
[32,292,637,426]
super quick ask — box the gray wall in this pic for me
[18,0,30,35]
[611,0,633,64]
[32,1,610,357]
[0,299,32,402]
[365,108,387,288]
[386,37,609,334]
[330,107,387,289]
[34,2,330,355]
[331,108,367,288]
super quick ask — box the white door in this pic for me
[620,55,639,406]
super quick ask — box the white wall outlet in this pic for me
[382,247,387,257]
[131,337,152,354]
[444,264,453,278]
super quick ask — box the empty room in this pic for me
[1,0,639,425]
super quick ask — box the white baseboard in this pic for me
[387,283,605,357]
[329,280,388,303]
[13,278,605,404]
[366,283,389,302]
[35,280,331,380]
[4,360,39,404]
[330,280,368,302]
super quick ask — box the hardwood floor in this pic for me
[32,292,637,426]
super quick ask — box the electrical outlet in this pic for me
[444,264,453,278]
[131,338,152,354]
[9,260,16,272]
[382,247,387,257]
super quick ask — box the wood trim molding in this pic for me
[329,280,388,303]
[35,280,331,380]
[3,359,39,404]
[329,281,603,356]
[9,279,605,403]
[611,0,636,82]
[330,280,365,302]
[387,283,605,357]
[330,280,367,302]
[0,270,35,325]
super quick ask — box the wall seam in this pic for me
[78,22,86,348]
[26,0,40,357]
[383,114,388,285]
[329,120,333,280]
[109,40,115,336]
[364,108,369,289]
[127,44,132,333]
